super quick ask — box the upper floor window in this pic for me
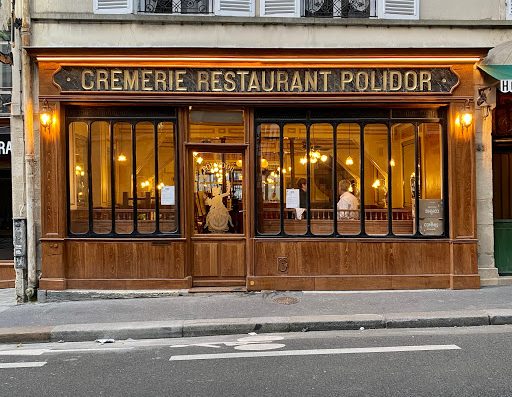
[94,0,419,19]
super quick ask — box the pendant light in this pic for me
[345,123,354,166]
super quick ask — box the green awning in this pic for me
[478,64,512,80]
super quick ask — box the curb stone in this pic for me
[1,311,512,344]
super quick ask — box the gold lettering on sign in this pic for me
[370,71,382,92]
[277,71,288,92]
[356,72,369,91]
[81,70,94,90]
[155,70,167,91]
[111,69,123,91]
[124,70,139,91]
[142,70,153,91]
[211,71,223,92]
[224,71,237,92]
[340,71,353,91]
[248,71,261,92]
[420,71,432,91]
[261,71,275,92]
[319,71,331,91]
[175,70,186,91]
[237,71,249,92]
[389,71,402,91]
[67,67,449,94]
[304,71,317,92]
[405,71,418,91]
[96,69,109,90]
[290,71,303,92]
[197,71,209,91]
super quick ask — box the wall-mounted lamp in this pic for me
[39,99,53,129]
[460,99,473,129]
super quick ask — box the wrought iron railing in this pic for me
[141,0,211,14]
[303,0,376,18]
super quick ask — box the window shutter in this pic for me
[93,0,133,14]
[261,0,300,17]
[380,0,418,20]
[215,0,254,16]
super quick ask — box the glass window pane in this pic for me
[113,122,133,234]
[158,122,178,233]
[193,152,243,234]
[69,122,89,234]
[391,123,415,236]
[336,123,361,235]
[91,121,111,235]
[364,124,389,236]
[284,123,307,236]
[256,123,281,235]
[310,123,334,236]
[418,123,444,236]
[189,109,245,143]
[136,122,156,234]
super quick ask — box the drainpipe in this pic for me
[20,0,36,300]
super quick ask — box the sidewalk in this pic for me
[1,286,512,344]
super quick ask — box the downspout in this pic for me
[20,0,36,299]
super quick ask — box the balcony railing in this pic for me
[304,0,376,18]
[141,0,211,14]
[140,0,377,17]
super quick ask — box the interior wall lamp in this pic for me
[39,99,54,129]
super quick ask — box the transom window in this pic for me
[67,107,179,237]
[255,108,447,238]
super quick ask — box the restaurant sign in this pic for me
[53,67,459,94]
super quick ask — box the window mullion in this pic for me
[332,121,338,236]
[279,122,284,235]
[387,121,393,236]
[131,122,138,234]
[414,122,420,236]
[110,122,116,235]
[154,121,161,234]
[359,122,366,236]
[306,122,311,235]
[87,121,93,235]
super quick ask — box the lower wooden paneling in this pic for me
[0,262,14,289]
[65,241,186,280]
[64,278,192,290]
[249,275,452,291]
[192,241,245,278]
[254,240,453,277]
[252,239,479,290]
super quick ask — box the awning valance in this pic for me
[478,40,512,80]
[478,64,512,81]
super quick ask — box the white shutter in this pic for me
[93,0,134,14]
[379,0,418,20]
[507,0,512,20]
[215,0,254,16]
[261,0,300,17]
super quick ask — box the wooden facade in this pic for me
[35,49,482,291]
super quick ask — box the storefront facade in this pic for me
[34,50,482,290]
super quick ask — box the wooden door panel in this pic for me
[192,242,218,277]
[219,242,246,277]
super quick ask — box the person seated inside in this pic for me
[337,179,359,220]
[298,178,307,209]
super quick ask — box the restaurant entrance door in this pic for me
[188,149,247,288]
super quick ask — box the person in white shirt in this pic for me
[337,179,359,220]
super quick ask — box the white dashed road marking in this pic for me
[170,344,461,361]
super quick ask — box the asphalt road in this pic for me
[1,326,512,396]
